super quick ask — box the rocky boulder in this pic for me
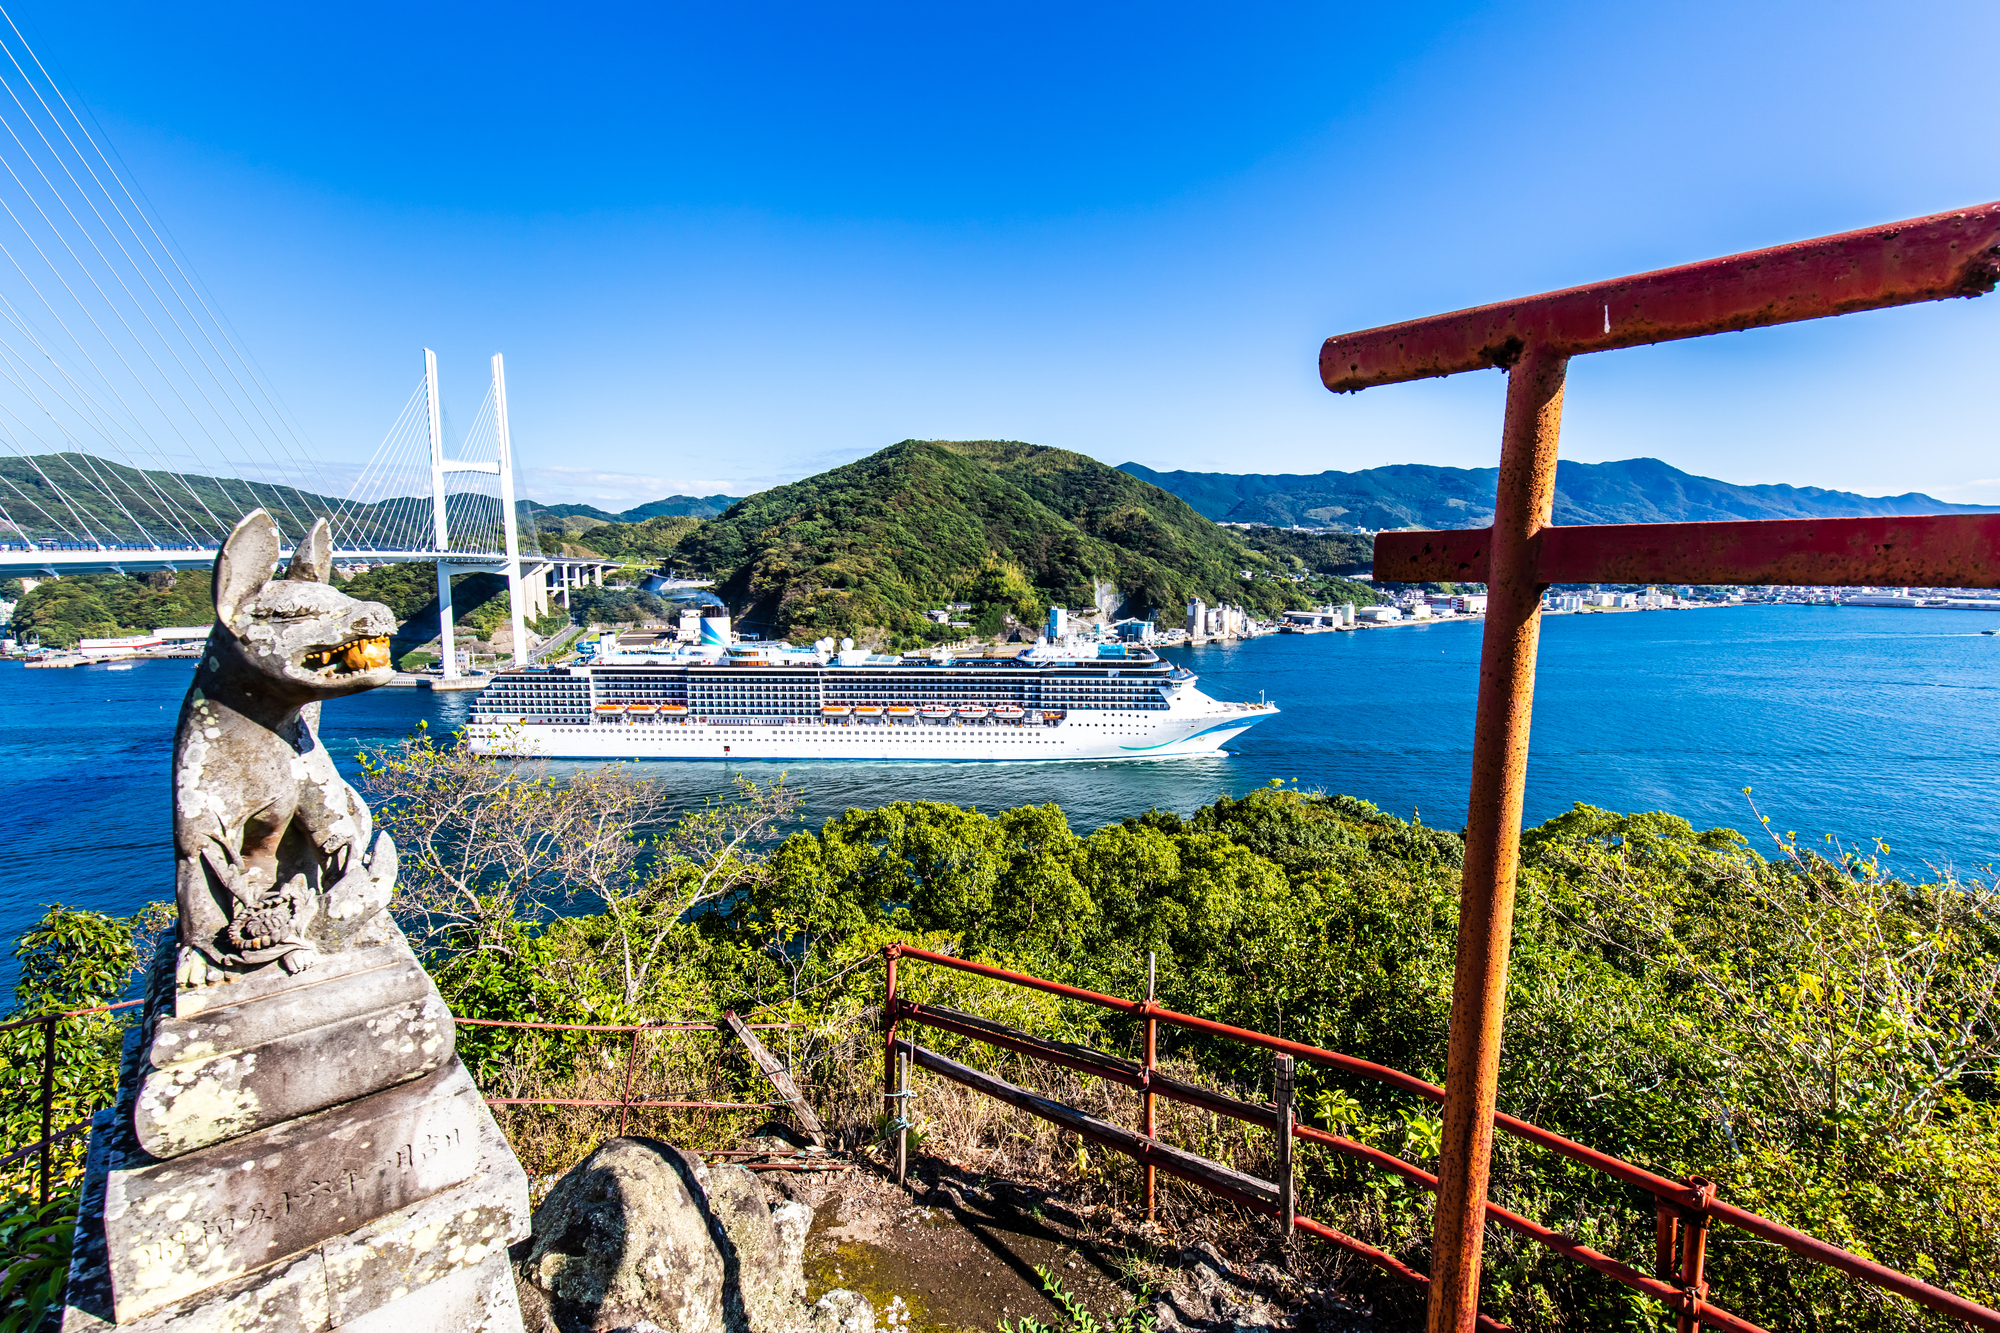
[517,1137,865,1333]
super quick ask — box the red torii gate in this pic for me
[1318,201,2000,1333]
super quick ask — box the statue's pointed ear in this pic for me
[214,510,280,625]
[287,518,333,584]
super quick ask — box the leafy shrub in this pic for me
[19,731,1999,1331]
[1,903,168,1202]
[0,1195,76,1333]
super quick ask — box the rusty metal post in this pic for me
[895,1043,910,1186]
[1275,1053,1296,1240]
[1428,342,1569,1333]
[38,1015,56,1206]
[1677,1181,1717,1333]
[1143,951,1158,1222]
[616,1027,643,1137]
[884,944,901,1137]
[1656,1202,1679,1281]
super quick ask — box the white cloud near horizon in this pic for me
[519,465,771,508]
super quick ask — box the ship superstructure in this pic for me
[467,618,1276,761]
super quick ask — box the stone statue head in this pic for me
[211,510,396,697]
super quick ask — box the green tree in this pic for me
[2,903,169,1203]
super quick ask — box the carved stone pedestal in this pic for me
[61,929,529,1332]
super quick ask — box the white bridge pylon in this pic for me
[428,347,517,678]
[1,350,619,675]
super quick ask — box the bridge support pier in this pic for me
[436,563,460,681]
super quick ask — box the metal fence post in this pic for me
[895,1044,910,1186]
[884,945,900,1144]
[38,1014,56,1206]
[1275,1053,1295,1239]
[1143,951,1158,1223]
[1677,1180,1717,1333]
[616,1027,642,1138]
[1656,1202,1679,1282]
[1429,342,1568,1333]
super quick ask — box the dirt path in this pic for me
[773,1157,1372,1333]
[795,1164,1142,1330]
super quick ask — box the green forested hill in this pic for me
[667,439,1370,639]
[1234,526,1375,576]
[573,515,705,565]
[7,570,213,646]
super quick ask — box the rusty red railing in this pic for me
[0,999,141,1206]
[884,941,2000,1333]
[453,1014,804,1136]
[1,1006,808,1205]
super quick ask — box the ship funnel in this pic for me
[700,616,732,648]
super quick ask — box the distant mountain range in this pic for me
[530,494,740,524]
[1118,458,2000,530]
[0,451,737,550]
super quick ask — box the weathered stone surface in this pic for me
[522,1139,728,1333]
[318,1120,526,1325]
[65,1085,529,1332]
[810,1291,875,1333]
[135,922,455,1158]
[171,511,400,988]
[101,1061,482,1322]
[61,508,532,1332]
[697,1161,813,1333]
[334,1251,521,1333]
[520,1138,825,1333]
[167,912,408,1022]
[770,1203,812,1311]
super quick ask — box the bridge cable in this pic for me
[0,13,338,508]
[0,270,248,536]
[0,69,304,530]
[0,301,228,541]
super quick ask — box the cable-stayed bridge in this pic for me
[0,13,615,676]
[0,348,620,676]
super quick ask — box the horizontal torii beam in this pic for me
[1375,513,2000,588]
[1321,201,2000,393]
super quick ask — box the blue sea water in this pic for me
[2,604,1996,994]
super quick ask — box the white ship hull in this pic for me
[464,634,1277,762]
[469,708,1267,762]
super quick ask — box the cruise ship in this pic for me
[466,617,1277,761]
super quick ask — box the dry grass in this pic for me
[473,997,1432,1321]
[474,1010,890,1189]
[857,1023,1422,1315]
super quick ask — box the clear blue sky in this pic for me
[18,0,1999,508]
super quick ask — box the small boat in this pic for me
[957,705,989,719]
[1040,710,1064,722]
[853,705,884,718]
[626,704,658,715]
[885,705,916,718]
[919,705,953,721]
[1986,630,1997,636]
[992,704,1025,720]
[104,662,137,671]
[659,704,688,714]
[594,704,627,715]
[822,705,852,717]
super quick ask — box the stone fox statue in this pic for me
[174,509,399,987]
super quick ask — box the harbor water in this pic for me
[2,604,1995,993]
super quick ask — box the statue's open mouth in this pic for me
[301,636,392,679]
